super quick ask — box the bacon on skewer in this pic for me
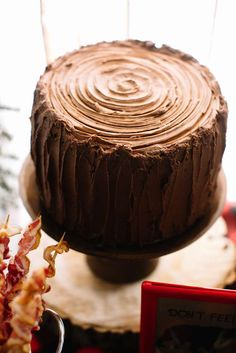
[0,217,21,345]
[6,217,42,298]
[43,234,69,278]
[2,268,46,353]
[1,237,69,353]
[0,215,22,263]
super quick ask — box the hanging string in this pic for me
[208,0,218,64]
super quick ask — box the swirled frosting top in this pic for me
[39,40,224,152]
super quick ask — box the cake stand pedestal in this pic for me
[20,156,236,334]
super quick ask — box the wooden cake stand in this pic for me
[20,156,236,333]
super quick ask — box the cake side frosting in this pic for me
[30,40,227,247]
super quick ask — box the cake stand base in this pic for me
[29,217,236,333]
[86,256,158,283]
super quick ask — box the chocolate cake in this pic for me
[30,40,227,248]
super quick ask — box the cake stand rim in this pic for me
[19,155,226,259]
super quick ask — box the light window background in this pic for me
[0,0,235,224]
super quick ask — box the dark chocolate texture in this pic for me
[30,40,227,248]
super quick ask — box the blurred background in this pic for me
[0,0,235,224]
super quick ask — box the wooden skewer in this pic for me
[126,0,130,39]
[40,0,52,65]
[208,0,218,63]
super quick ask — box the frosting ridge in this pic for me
[41,40,223,152]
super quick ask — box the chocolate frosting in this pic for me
[30,40,227,248]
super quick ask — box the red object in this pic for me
[31,335,42,352]
[140,281,236,353]
[222,202,236,242]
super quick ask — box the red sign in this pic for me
[140,281,236,353]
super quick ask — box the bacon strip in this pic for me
[0,217,21,345]
[0,237,8,343]
[1,268,46,353]
[6,217,42,298]
[1,237,69,353]
[0,215,21,263]
[43,235,69,278]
